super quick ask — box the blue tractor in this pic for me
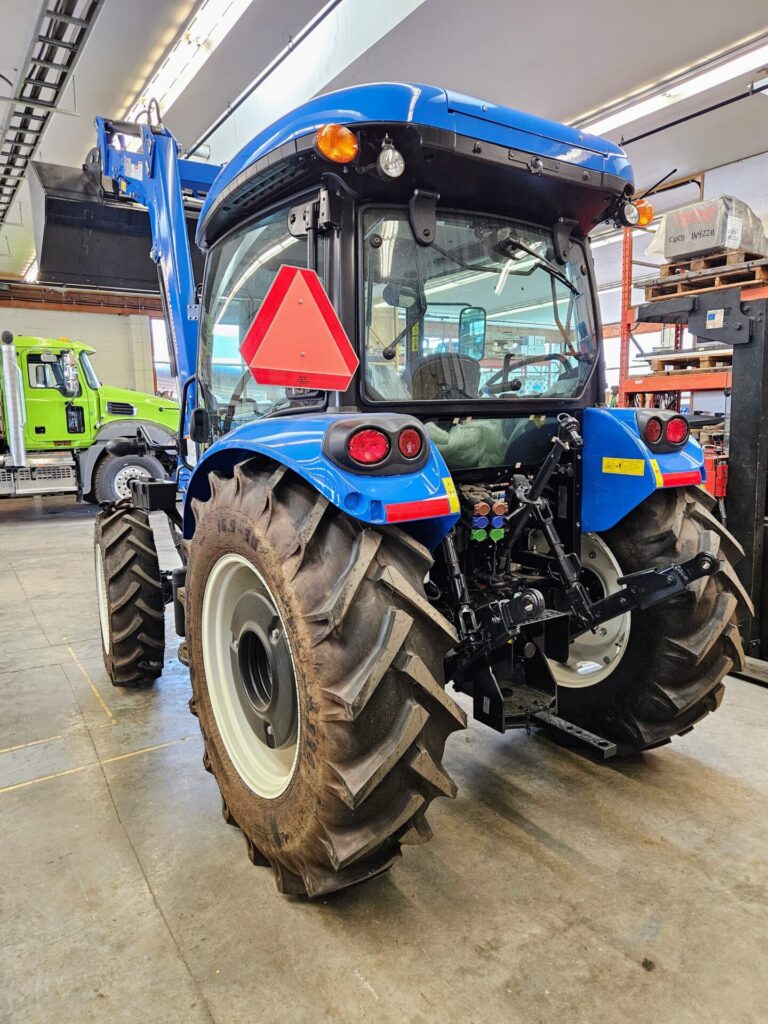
[34,84,750,896]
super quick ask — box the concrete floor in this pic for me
[1,495,767,1024]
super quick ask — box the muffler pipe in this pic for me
[1,331,27,467]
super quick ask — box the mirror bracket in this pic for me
[409,189,439,247]
[553,217,579,264]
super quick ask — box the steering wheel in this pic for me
[482,352,573,395]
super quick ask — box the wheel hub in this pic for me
[229,590,297,750]
[201,553,300,799]
[113,465,151,499]
[532,532,631,689]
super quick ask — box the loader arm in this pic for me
[93,117,221,384]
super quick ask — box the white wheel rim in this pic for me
[113,464,152,500]
[201,553,300,799]
[537,532,631,688]
[95,545,110,652]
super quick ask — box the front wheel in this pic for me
[94,505,165,687]
[186,463,466,897]
[552,487,751,752]
[93,453,166,504]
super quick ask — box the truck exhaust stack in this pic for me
[1,333,26,468]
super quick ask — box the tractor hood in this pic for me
[97,384,178,432]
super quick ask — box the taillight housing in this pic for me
[347,428,390,465]
[636,410,691,452]
[323,416,430,475]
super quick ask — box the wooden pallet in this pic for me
[645,348,732,373]
[659,249,765,278]
[645,251,768,300]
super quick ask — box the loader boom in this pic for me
[92,118,221,383]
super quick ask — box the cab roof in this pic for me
[197,82,633,247]
[11,335,95,355]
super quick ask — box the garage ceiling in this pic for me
[1,0,767,285]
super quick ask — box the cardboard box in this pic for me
[648,196,768,261]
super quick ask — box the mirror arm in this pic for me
[552,217,579,264]
[409,189,439,247]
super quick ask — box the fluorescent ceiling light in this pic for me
[581,41,768,136]
[125,0,255,122]
[23,259,38,284]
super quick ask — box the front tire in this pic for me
[186,463,466,897]
[93,453,166,504]
[94,505,165,687]
[556,487,751,752]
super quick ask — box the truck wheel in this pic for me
[186,462,466,897]
[93,453,166,504]
[552,487,751,753]
[94,505,165,687]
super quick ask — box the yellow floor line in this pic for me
[0,734,64,756]
[0,735,194,796]
[67,646,117,725]
[101,736,194,766]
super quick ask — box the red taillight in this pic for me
[347,428,390,465]
[644,417,663,444]
[398,427,423,459]
[665,416,689,445]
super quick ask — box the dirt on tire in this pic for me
[186,462,466,897]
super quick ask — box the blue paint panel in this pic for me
[197,83,633,244]
[183,413,459,548]
[582,408,705,533]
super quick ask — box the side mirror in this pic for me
[189,407,210,444]
[459,306,486,360]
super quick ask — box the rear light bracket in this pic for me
[323,415,430,475]
[635,408,690,453]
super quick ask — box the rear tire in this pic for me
[94,505,165,687]
[186,462,466,897]
[557,487,752,752]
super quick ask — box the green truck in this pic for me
[0,332,178,502]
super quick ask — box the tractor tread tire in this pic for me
[95,504,165,688]
[186,463,466,897]
[559,486,750,753]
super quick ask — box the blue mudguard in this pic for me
[581,408,706,533]
[183,413,459,548]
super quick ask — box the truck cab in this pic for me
[1,333,178,501]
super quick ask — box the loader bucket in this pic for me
[28,160,205,292]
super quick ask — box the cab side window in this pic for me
[199,201,326,441]
[27,356,57,389]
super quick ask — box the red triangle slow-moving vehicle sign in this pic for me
[240,266,359,390]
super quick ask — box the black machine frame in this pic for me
[636,286,768,659]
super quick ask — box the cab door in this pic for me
[23,350,91,449]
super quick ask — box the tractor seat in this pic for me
[407,353,481,401]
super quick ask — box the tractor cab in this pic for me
[193,84,635,470]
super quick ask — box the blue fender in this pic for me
[581,408,706,533]
[183,413,459,548]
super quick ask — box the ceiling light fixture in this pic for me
[125,0,255,123]
[578,37,768,136]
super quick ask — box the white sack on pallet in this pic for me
[646,195,768,261]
